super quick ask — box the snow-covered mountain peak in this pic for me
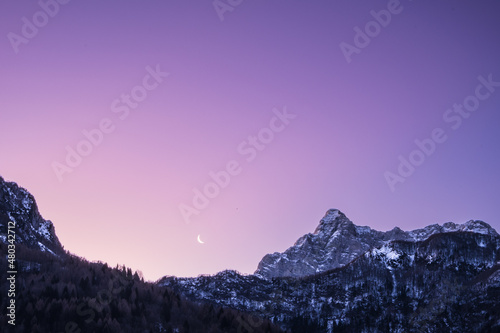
[255,209,499,279]
[461,220,498,235]
[312,209,352,235]
[319,208,341,222]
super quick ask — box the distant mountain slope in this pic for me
[0,176,63,255]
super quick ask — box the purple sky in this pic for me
[1,0,499,281]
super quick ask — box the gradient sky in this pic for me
[1,0,499,281]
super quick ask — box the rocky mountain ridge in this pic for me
[255,209,498,278]
[0,176,63,255]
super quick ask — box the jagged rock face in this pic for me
[0,176,63,255]
[255,209,381,278]
[255,209,498,278]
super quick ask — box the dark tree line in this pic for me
[0,243,285,332]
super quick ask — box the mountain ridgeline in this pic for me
[1,177,500,332]
[255,209,499,278]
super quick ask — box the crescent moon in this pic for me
[197,234,205,244]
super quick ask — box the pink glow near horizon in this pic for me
[1,0,499,281]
